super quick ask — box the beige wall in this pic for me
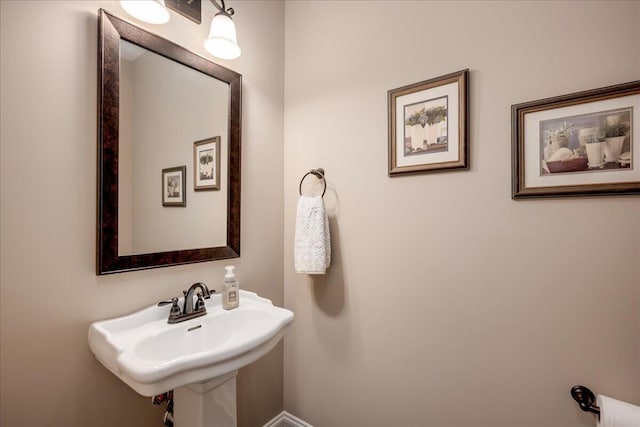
[0,1,284,427]
[283,1,640,427]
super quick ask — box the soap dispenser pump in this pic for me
[222,265,239,310]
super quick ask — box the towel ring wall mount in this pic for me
[299,168,326,197]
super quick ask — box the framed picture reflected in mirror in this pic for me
[162,166,187,207]
[194,136,221,191]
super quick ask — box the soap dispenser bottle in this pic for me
[222,265,239,310]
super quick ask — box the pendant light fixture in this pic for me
[120,0,170,25]
[204,0,241,60]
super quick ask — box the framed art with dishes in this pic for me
[512,80,640,198]
[388,69,469,176]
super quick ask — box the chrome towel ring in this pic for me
[299,168,326,197]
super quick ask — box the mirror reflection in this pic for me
[118,40,228,255]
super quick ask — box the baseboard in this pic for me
[263,411,314,427]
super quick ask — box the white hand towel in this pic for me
[294,195,331,274]
[596,394,640,427]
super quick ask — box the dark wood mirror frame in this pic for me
[97,9,241,275]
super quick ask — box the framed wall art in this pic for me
[193,136,221,191]
[512,80,640,198]
[388,69,469,176]
[162,166,187,207]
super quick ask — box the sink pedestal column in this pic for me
[174,371,238,427]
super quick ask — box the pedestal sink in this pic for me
[88,290,294,427]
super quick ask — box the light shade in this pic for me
[120,0,170,25]
[204,13,241,60]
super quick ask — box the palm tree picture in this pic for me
[199,148,215,180]
[404,96,448,156]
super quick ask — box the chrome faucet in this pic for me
[158,282,215,324]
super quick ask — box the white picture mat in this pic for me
[524,94,639,189]
[395,81,460,168]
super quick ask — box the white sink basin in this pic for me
[88,290,294,396]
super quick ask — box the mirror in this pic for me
[118,40,228,255]
[97,10,241,274]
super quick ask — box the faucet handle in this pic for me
[194,293,206,311]
[158,297,182,320]
[158,297,179,306]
